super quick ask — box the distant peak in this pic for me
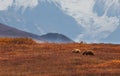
[40,33,74,43]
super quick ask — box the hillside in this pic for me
[0,23,44,41]
[0,38,120,76]
[40,33,74,43]
[0,23,73,43]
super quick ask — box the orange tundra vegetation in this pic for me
[0,38,120,76]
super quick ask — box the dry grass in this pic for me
[0,38,120,76]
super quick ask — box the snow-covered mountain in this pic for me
[0,0,120,43]
[0,1,81,40]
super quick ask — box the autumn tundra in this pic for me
[0,38,120,76]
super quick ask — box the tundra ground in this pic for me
[0,38,120,76]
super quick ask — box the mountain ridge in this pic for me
[0,23,74,43]
[40,33,74,43]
